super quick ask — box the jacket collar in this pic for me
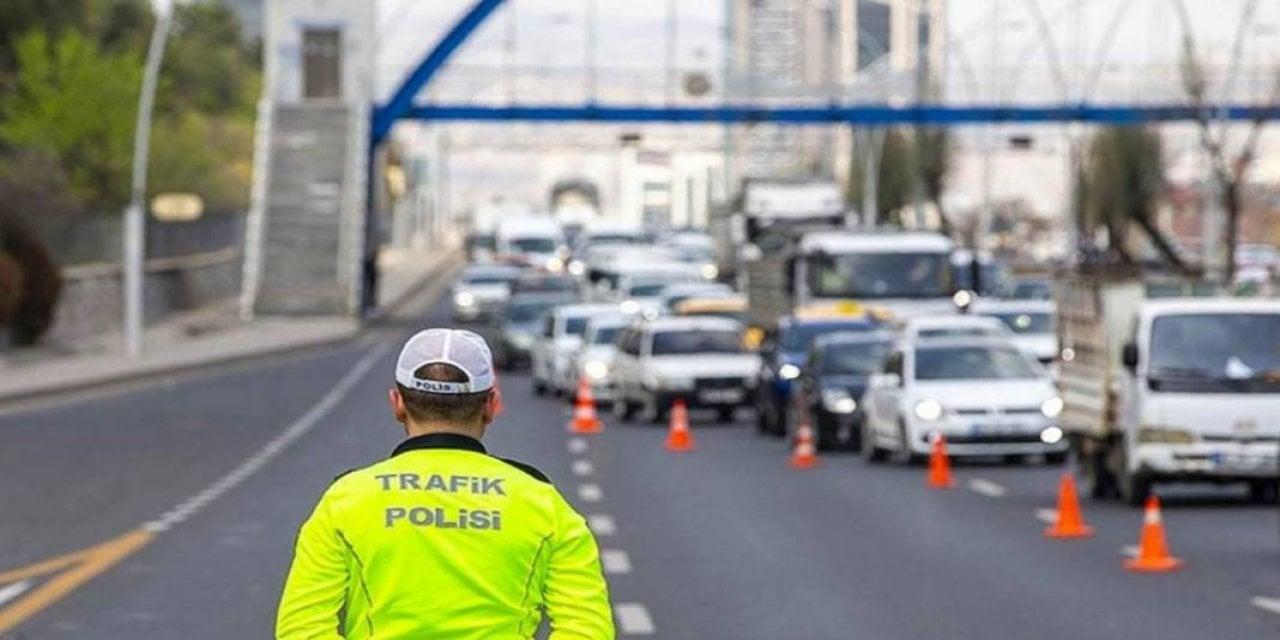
[391,432,487,458]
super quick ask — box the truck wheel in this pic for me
[897,422,924,466]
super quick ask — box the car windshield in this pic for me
[651,330,743,355]
[507,300,561,323]
[914,345,1041,380]
[1010,280,1052,300]
[509,237,558,253]
[916,327,1003,339]
[984,311,1053,334]
[564,317,589,337]
[592,326,622,345]
[1147,313,1280,393]
[781,322,871,352]
[674,245,713,262]
[516,277,576,293]
[589,234,643,245]
[821,341,892,375]
[629,283,669,297]
[808,252,951,298]
[463,272,515,285]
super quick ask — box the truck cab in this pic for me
[790,231,958,320]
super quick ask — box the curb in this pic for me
[0,249,460,409]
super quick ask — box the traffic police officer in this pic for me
[276,328,614,639]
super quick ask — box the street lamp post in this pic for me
[123,3,174,357]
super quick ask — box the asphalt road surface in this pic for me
[2,291,1279,639]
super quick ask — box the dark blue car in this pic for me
[754,315,882,437]
[794,331,896,451]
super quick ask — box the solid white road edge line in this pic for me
[142,343,391,533]
[601,550,632,574]
[967,479,1007,498]
[567,438,589,454]
[1034,509,1059,524]
[1250,596,1280,616]
[572,460,595,477]
[578,484,604,502]
[0,580,31,607]
[614,603,656,635]
[587,514,617,536]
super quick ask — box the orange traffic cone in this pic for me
[926,434,956,489]
[1124,496,1183,572]
[1044,473,1094,539]
[566,377,603,434]
[664,400,696,452]
[788,417,820,470]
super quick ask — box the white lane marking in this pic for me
[1250,596,1280,617]
[588,514,617,536]
[601,549,632,574]
[572,459,595,477]
[567,438,589,454]
[1035,509,1059,525]
[1121,545,1140,558]
[967,479,1007,498]
[142,343,391,533]
[614,603,656,635]
[0,580,31,607]
[578,484,603,502]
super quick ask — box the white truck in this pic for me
[710,178,847,285]
[1057,270,1280,505]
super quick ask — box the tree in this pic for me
[1083,126,1193,273]
[0,30,142,209]
[847,128,914,226]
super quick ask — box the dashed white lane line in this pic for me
[967,479,1007,498]
[1121,545,1140,558]
[0,580,32,607]
[572,459,595,477]
[567,438,589,454]
[1251,596,1280,616]
[601,549,632,574]
[142,343,390,533]
[1035,509,1059,525]
[578,484,604,502]
[615,603,656,635]
[588,514,617,536]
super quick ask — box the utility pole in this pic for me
[123,2,174,357]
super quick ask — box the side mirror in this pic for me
[1121,342,1139,372]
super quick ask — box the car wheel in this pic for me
[755,391,775,435]
[1120,471,1153,508]
[717,407,736,423]
[862,420,888,463]
[897,422,924,465]
[815,413,838,452]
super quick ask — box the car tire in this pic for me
[862,420,888,463]
[1120,471,1153,508]
[815,413,838,452]
[897,423,924,465]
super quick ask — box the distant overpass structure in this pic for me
[242,0,1280,318]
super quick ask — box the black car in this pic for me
[794,331,895,451]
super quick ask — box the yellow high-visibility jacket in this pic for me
[276,432,614,639]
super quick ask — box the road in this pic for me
[1,291,1279,639]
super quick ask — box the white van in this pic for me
[496,217,567,271]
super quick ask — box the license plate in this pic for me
[699,389,742,404]
[1211,453,1276,471]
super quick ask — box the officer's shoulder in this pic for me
[495,457,552,484]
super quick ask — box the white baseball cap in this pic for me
[395,329,496,395]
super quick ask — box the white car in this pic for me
[899,315,1012,342]
[530,303,619,396]
[613,267,704,316]
[973,300,1058,364]
[611,317,760,423]
[450,264,521,321]
[860,337,1067,464]
[570,314,633,402]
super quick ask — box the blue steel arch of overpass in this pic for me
[371,0,1280,146]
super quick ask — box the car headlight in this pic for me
[1136,426,1196,444]
[583,360,610,381]
[778,364,801,380]
[568,260,586,276]
[1040,396,1064,419]
[506,332,535,349]
[453,291,476,308]
[913,399,944,422]
[701,264,719,280]
[822,389,857,414]
[1039,426,1065,444]
[545,257,565,272]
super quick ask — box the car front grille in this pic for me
[696,377,746,391]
